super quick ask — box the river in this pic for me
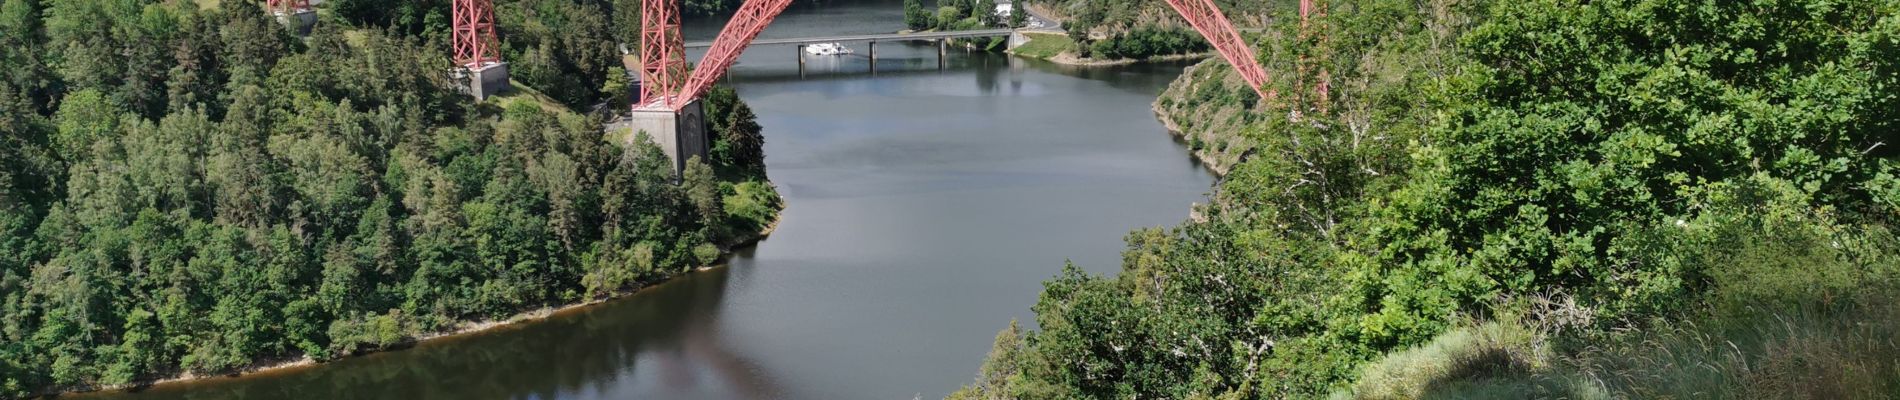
[78,0,1215,398]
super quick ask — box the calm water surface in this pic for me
[82,0,1215,398]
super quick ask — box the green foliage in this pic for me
[1085,27,1206,60]
[960,0,1900,398]
[0,1,779,395]
[1354,0,1900,342]
[1030,0,1264,59]
[1008,33,1072,59]
[495,0,618,108]
[328,0,452,37]
[978,0,1001,27]
[1565,300,1900,399]
[681,0,744,16]
[948,319,1026,400]
[927,0,1006,49]
[936,6,963,30]
[324,0,619,108]
[701,86,768,179]
[722,180,780,234]
[1008,0,1025,28]
[601,66,632,110]
[1338,321,1575,400]
[0,0,62,113]
[683,157,725,230]
[905,0,931,30]
[1340,200,1900,399]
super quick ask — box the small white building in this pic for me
[993,3,1012,18]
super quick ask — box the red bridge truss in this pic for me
[266,0,311,15]
[639,0,687,106]
[642,0,795,111]
[453,0,502,68]
[1158,0,1274,102]
[674,0,796,109]
[465,0,1307,114]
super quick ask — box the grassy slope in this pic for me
[1008,32,1075,59]
[1152,59,1257,175]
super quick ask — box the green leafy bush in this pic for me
[958,0,1900,398]
[0,1,780,395]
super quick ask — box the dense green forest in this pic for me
[327,0,623,109]
[328,0,759,109]
[955,0,1900,398]
[0,0,777,396]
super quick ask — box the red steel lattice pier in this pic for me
[453,0,502,68]
[266,0,311,15]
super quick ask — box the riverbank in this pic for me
[52,193,786,398]
[27,80,787,398]
[1151,58,1256,175]
[1009,32,1212,66]
[1052,51,1211,66]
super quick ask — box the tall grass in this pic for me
[1337,293,1900,399]
[1007,32,1075,59]
[1337,197,1900,400]
[1333,321,1606,400]
[1569,299,1900,399]
[1337,300,1900,400]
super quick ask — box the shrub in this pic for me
[1343,322,1561,400]
[936,6,962,30]
[693,242,721,266]
[723,180,781,233]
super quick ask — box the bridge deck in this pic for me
[685,29,1017,49]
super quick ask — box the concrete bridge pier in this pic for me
[623,100,709,176]
[868,41,877,75]
[938,39,947,69]
[455,61,511,100]
[275,10,317,37]
[796,44,806,77]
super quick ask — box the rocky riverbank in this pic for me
[1152,58,1261,175]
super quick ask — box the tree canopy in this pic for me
[0,0,776,396]
[954,0,1900,398]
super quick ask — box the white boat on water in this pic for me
[804,42,854,56]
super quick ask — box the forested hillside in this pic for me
[954,0,1900,398]
[1020,0,1266,60]
[0,0,777,396]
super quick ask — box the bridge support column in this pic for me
[460,61,511,100]
[624,100,709,176]
[274,10,317,37]
[868,41,877,75]
[796,44,806,77]
[938,39,947,69]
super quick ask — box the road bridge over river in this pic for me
[686,28,1027,73]
[683,28,1019,49]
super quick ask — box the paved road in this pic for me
[1018,4,1062,33]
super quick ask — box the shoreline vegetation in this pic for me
[1009,31,1215,67]
[903,0,1017,51]
[1150,59,1256,175]
[952,0,1900,399]
[67,211,783,396]
[1,1,784,398]
[1010,31,1216,65]
[1002,0,1255,66]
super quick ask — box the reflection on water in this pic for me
[77,0,1215,398]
